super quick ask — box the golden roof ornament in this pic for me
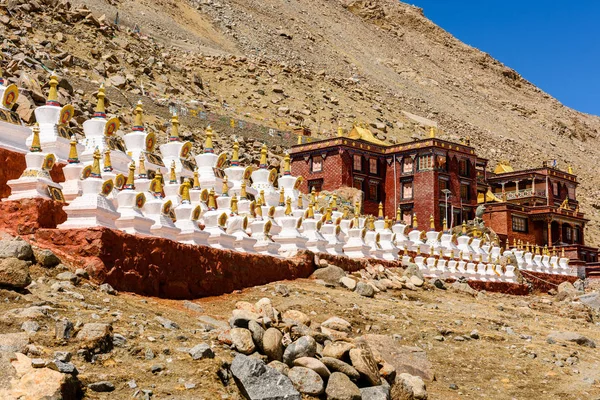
[169,113,180,142]
[180,178,191,204]
[240,181,248,199]
[561,247,565,258]
[103,149,113,172]
[90,148,102,178]
[342,206,349,219]
[429,126,435,138]
[283,152,291,175]
[133,100,144,131]
[208,188,217,210]
[311,188,317,204]
[285,197,292,216]
[204,126,214,153]
[337,124,344,137]
[568,165,573,174]
[67,135,79,164]
[137,154,147,179]
[231,141,240,166]
[297,134,303,145]
[231,195,239,215]
[169,160,177,184]
[378,202,384,220]
[192,169,200,189]
[331,194,338,211]
[46,72,60,106]
[297,193,303,209]
[30,123,42,152]
[124,161,136,190]
[259,143,268,168]
[221,175,229,196]
[94,83,106,118]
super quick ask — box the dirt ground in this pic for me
[2,263,600,399]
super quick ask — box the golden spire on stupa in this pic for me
[90,148,102,178]
[192,168,200,189]
[94,83,106,118]
[240,181,248,199]
[125,161,136,190]
[231,141,240,166]
[151,170,164,196]
[331,194,338,211]
[443,218,448,232]
[221,175,229,196]
[137,154,147,179]
[342,205,349,219]
[30,123,42,152]
[297,193,303,209]
[259,143,268,168]
[103,149,113,172]
[180,178,191,204]
[306,202,315,219]
[462,220,467,235]
[46,72,59,106]
[396,207,401,223]
[230,195,239,215]
[283,153,291,175]
[204,126,214,153]
[430,214,435,230]
[378,202,384,220]
[169,112,180,142]
[255,203,263,218]
[284,197,293,216]
[260,190,266,206]
[278,187,285,206]
[208,187,217,210]
[67,136,79,164]
[412,214,418,229]
[133,100,144,131]
[325,206,333,224]
[169,160,177,183]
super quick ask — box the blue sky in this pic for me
[409,1,600,116]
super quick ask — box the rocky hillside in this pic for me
[2,0,600,242]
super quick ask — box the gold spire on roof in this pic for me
[283,153,291,175]
[204,126,214,153]
[279,187,285,206]
[133,100,144,130]
[169,113,180,142]
[429,126,436,138]
[67,136,79,164]
[297,134,303,145]
[337,123,344,137]
[192,168,200,189]
[180,178,191,204]
[494,160,514,174]
[208,188,217,210]
[240,181,248,199]
[347,123,386,146]
[259,143,268,168]
[169,160,177,183]
[30,123,42,152]
[231,195,239,214]
[285,197,292,216]
[137,154,147,178]
[125,161,136,189]
[297,193,303,209]
[221,175,229,196]
[231,141,240,166]
[568,165,574,174]
[462,220,467,235]
[46,72,59,106]
[103,149,112,172]
[94,83,106,117]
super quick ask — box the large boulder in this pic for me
[360,385,390,400]
[349,340,381,386]
[32,248,61,268]
[288,366,324,396]
[0,332,29,353]
[76,323,113,353]
[263,328,284,361]
[360,334,434,381]
[393,373,427,399]
[0,258,31,289]
[325,372,361,400]
[230,354,301,400]
[283,336,317,366]
[547,331,596,348]
[578,292,600,311]
[311,266,346,285]
[0,239,33,261]
[231,328,256,355]
[321,357,360,381]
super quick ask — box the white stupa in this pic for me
[224,140,257,199]
[251,144,278,206]
[174,179,209,245]
[158,113,193,179]
[60,136,84,201]
[0,67,30,153]
[114,161,154,236]
[194,126,224,193]
[122,101,162,173]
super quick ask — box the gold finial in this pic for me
[169,160,177,183]
[297,134,303,145]
[337,124,343,137]
[240,181,248,199]
[342,206,349,219]
[208,188,217,210]
[307,202,315,219]
[535,244,540,255]
[568,165,573,174]
[297,193,303,209]
[260,190,266,206]
[103,149,113,172]
[192,168,200,189]
[30,123,42,152]
[310,187,317,204]
[278,187,285,206]
[259,143,268,168]
[443,218,447,232]
[561,247,565,258]
[543,244,548,256]
[91,148,102,178]
[285,197,292,216]
[325,207,333,224]
[412,213,418,229]
[396,207,401,223]
[255,203,263,218]
[513,238,517,248]
[67,135,79,163]
[169,113,180,142]
[283,153,291,175]
[94,83,106,117]
[331,194,338,211]
[231,195,239,215]
[204,126,214,153]
[180,178,191,203]
[133,100,144,130]
[125,161,136,189]
[378,202,384,219]
[429,214,435,230]
[429,126,435,138]
[354,200,360,216]
[231,141,240,166]
[221,175,229,196]
[462,220,467,235]
[46,72,59,106]
[151,170,164,195]
[137,154,147,179]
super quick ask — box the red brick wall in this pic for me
[291,150,344,194]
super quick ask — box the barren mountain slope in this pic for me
[7,0,600,242]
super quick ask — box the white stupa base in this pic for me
[115,211,154,236]
[343,243,372,259]
[325,243,346,257]
[58,197,120,230]
[254,241,282,257]
[5,178,61,201]
[177,231,210,246]
[204,228,236,250]
[306,241,328,254]
[272,237,308,258]
[233,236,258,253]
[150,219,181,241]
[0,121,31,154]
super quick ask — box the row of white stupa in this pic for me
[0,73,576,281]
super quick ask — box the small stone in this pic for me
[283,310,311,326]
[74,268,89,279]
[183,300,203,313]
[230,354,300,400]
[263,328,284,361]
[31,358,45,368]
[275,283,290,297]
[470,330,480,339]
[21,320,40,333]
[433,278,446,290]
[55,318,74,340]
[547,331,596,348]
[321,357,361,381]
[325,372,361,400]
[184,383,196,390]
[151,364,164,373]
[76,323,113,352]
[322,341,355,359]
[449,383,458,390]
[33,249,60,267]
[311,265,346,285]
[248,320,265,352]
[355,281,375,297]
[100,283,117,295]
[88,381,115,392]
[53,351,72,362]
[293,357,330,378]
[155,316,178,330]
[394,373,427,399]
[321,317,352,332]
[340,276,357,290]
[189,343,215,360]
[283,336,317,366]
[268,360,290,376]
[56,272,79,284]
[349,344,381,386]
[288,366,324,396]
[410,275,424,287]
[231,328,256,355]
[360,385,390,400]
[47,360,78,375]
[113,333,127,347]
[145,348,155,360]
[0,239,33,260]
[0,257,31,289]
